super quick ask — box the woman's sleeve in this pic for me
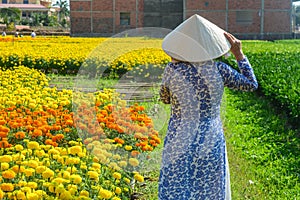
[217,57,258,91]
[159,65,172,104]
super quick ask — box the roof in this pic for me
[0,4,49,11]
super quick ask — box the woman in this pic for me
[159,14,258,199]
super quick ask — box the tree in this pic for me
[0,8,21,26]
[53,0,70,27]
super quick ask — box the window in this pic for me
[2,0,7,3]
[236,11,253,25]
[23,0,29,4]
[120,12,130,26]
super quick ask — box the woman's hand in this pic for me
[224,32,245,61]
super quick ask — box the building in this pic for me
[70,0,293,40]
[0,0,51,20]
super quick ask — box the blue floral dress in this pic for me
[158,57,258,200]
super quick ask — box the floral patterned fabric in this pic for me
[158,57,258,200]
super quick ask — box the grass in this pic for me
[47,74,300,199]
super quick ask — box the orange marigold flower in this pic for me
[0,131,8,138]
[2,170,16,179]
[32,129,43,137]
[65,120,73,126]
[1,183,14,191]
[0,140,10,148]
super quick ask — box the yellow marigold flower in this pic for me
[52,177,67,184]
[124,145,132,151]
[123,187,129,192]
[70,174,82,184]
[16,190,26,199]
[27,160,39,168]
[48,149,60,155]
[21,186,32,193]
[0,162,9,170]
[98,188,113,199]
[26,192,39,200]
[124,177,131,184]
[36,166,47,174]
[87,171,99,180]
[27,141,40,150]
[129,158,139,167]
[0,155,12,162]
[27,182,38,189]
[115,187,122,194]
[79,190,89,197]
[62,171,70,179]
[60,190,72,200]
[35,150,45,157]
[1,183,14,191]
[2,170,16,179]
[91,162,101,170]
[11,165,25,173]
[69,145,82,155]
[42,169,54,179]
[15,144,24,151]
[134,174,144,183]
[113,172,121,180]
[112,197,121,200]
[24,168,35,177]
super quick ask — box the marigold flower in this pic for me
[115,187,122,194]
[0,162,9,170]
[36,166,47,174]
[32,128,43,137]
[27,182,38,189]
[27,160,39,168]
[69,145,82,155]
[16,190,26,199]
[60,190,72,200]
[24,168,35,177]
[26,192,39,200]
[70,174,82,184]
[79,190,89,197]
[11,165,25,173]
[15,144,24,151]
[1,183,14,191]
[87,171,99,180]
[0,155,12,162]
[134,173,144,183]
[2,170,16,179]
[0,189,4,199]
[113,172,122,180]
[124,145,133,151]
[42,169,54,179]
[99,188,113,199]
[27,141,40,150]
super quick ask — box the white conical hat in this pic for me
[162,14,231,62]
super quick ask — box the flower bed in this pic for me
[0,66,161,199]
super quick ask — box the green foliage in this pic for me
[222,89,300,199]
[0,7,21,25]
[221,40,300,120]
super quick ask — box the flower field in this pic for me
[0,65,161,199]
[0,36,299,199]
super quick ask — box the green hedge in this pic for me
[221,40,300,119]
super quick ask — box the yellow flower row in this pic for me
[0,36,171,76]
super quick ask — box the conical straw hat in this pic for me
[162,14,231,62]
